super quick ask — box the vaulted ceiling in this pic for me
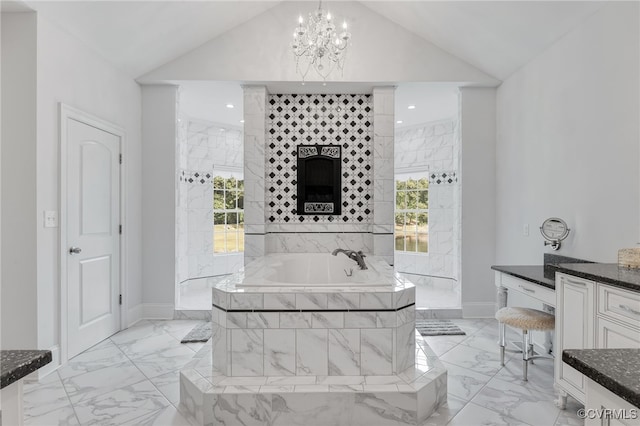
[12,0,607,127]
[22,1,604,81]
[361,1,603,80]
[23,1,281,77]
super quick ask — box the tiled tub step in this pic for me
[179,333,447,426]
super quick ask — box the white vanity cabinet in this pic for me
[585,379,640,426]
[556,272,640,407]
[555,273,596,404]
[597,285,640,348]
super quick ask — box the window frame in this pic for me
[213,170,245,254]
[394,170,429,254]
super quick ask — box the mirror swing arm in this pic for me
[539,217,571,251]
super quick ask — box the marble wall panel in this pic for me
[231,329,264,376]
[396,322,417,373]
[328,329,361,376]
[352,392,417,426]
[360,329,393,375]
[210,324,228,376]
[295,293,328,310]
[210,393,270,426]
[327,293,359,310]
[179,369,211,425]
[264,293,296,310]
[416,372,448,422]
[311,312,344,329]
[264,330,296,376]
[265,232,373,254]
[359,292,392,309]
[270,393,355,426]
[296,329,329,376]
[372,88,395,259]
[243,86,268,260]
[280,312,312,329]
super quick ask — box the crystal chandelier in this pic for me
[291,1,351,83]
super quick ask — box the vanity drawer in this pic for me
[596,316,640,349]
[501,273,555,305]
[598,284,640,329]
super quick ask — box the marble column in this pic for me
[243,86,267,264]
[372,87,396,265]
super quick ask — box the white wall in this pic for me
[1,12,38,349]
[35,16,143,353]
[460,87,497,318]
[496,2,640,264]
[138,1,498,86]
[3,12,144,352]
[141,85,177,313]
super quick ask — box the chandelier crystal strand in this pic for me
[291,1,351,83]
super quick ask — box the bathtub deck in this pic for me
[209,271,417,378]
[179,331,447,426]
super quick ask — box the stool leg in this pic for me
[522,330,529,381]
[498,322,506,366]
[529,342,535,365]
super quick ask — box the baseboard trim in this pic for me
[174,310,212,321]
[416,308,463,319]
[462,302,496,318]
[140,303,175,320]
[127,304,143,327]
[38,345,60,379]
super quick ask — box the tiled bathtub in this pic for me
[209,254,416,377]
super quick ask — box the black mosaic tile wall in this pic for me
[266,94,374,224]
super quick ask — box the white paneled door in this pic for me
[66,117,121,359]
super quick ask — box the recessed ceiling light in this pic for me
[396,120,403,124]
[240,119,245,123]
[407,105,416,110]
[226,104,234,109]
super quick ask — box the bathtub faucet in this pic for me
[331,248,368,270]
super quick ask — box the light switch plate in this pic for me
[44,210,58,228]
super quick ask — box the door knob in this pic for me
[69,247,82,254]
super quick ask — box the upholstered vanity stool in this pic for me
[495,307,555,381]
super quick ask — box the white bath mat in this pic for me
[416,320,466,336]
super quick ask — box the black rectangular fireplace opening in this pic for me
[297,144,341,215]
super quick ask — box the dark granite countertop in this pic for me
[491,264,556,289]
[492,254,594,290]
[563,349,640,408]
[553,263,640,293]
[1,350,52,389]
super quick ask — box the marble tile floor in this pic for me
[22,320,205,426]
[23,318,584,426]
